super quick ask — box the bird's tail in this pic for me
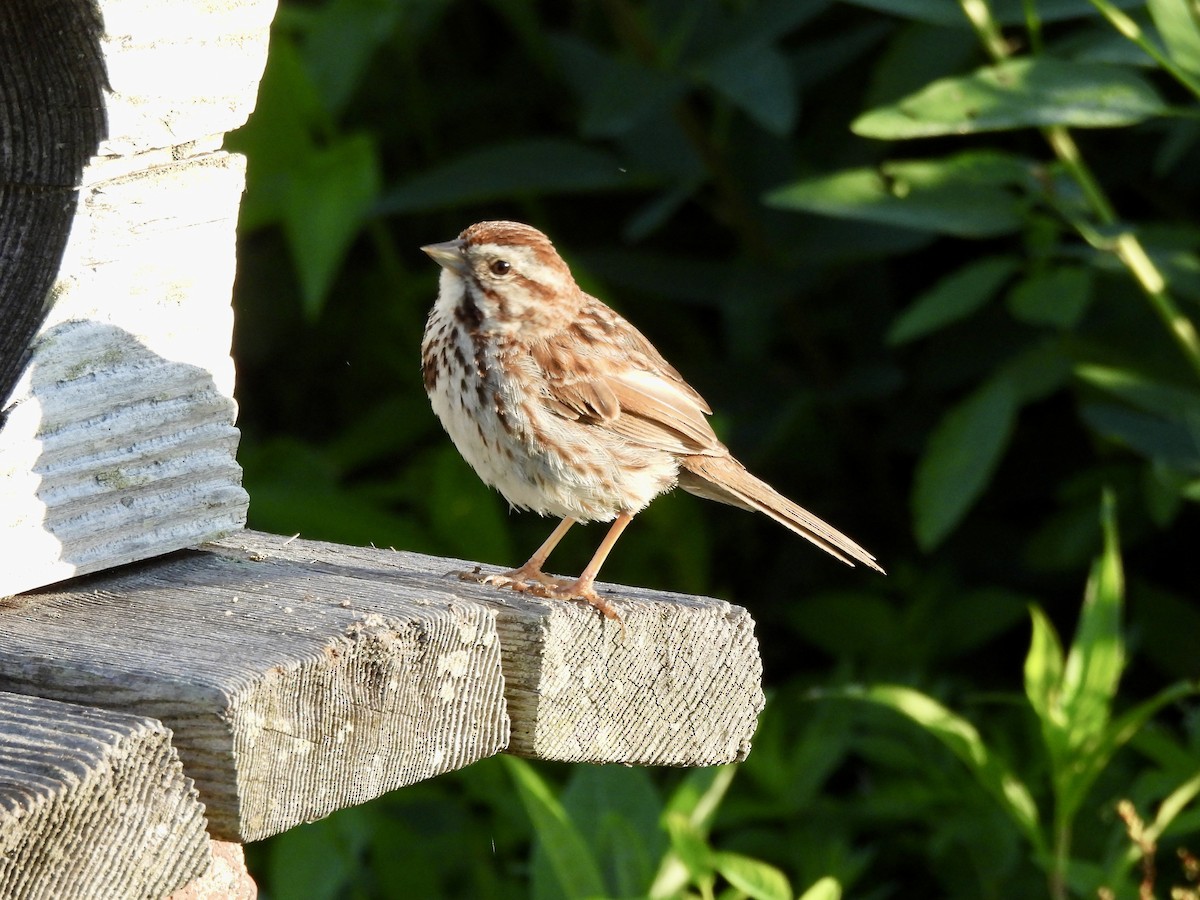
[678,454,884,573]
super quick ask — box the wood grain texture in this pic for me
[0,545,509,842]
[0,0,107,404]
[0,152,250,595]
[0,0,277,595]
[207,531,766,767]
[0,690,210,900]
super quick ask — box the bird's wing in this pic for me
[529,297,721,455]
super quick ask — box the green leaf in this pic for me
[1076,363,1200,422]
[842,0,1141,25]
[1059,490,1124,753]
[266,815,357,900]
[299,0,403,113]
[1148,0,1200,76]
[664,812,714,883]
[1006,266,1093,328]
[1080,403,1200,468]
[839,0,966,26]
[888,256,1019,344]
[798,876,843,900]
[551,34,688,137]
[649,767,737,898]
[853,58,1168,139]
[553,767,666,899]
[283,134,381,319]
[1024,604,1066,730]
[765,152,1032,237]
[375,139,638,215]
[702,44,797,134]
[912,374,1019,549]
[503,757,606,900]
[1061,680,1200,825]
[713,852,793,900]
[824,684,1043,850]
[226,33,323,232]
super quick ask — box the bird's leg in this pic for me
[460,518,576,590]
[549,511,634,624]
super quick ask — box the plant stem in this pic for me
[1050,818,1071,900]
[1085,0,1200,102]
[958,0,1200,380]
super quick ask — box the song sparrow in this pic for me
[421,221,881,623]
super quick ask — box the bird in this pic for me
[420,221,881,623]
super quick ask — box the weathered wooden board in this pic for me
[0,546,509,842]
[208,531,766,767]
[0,690,210,900]
[0,0,276,595]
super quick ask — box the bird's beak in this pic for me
[421,238,468,274]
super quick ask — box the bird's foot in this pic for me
[455,564,568,593]
[455,567,624,634]
[544,579,625,633]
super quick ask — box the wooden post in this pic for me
[0,0,274,595]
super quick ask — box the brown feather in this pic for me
[678,454,884,573]
[531,295,720,454]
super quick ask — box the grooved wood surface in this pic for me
[208,531,766,767]
[0,543,509,842]
[0,690,210,900]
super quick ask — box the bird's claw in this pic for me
[455,569,625,634]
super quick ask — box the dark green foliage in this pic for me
[231,0,1200,896]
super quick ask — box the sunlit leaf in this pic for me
[854,58,1168,139]
[842,0,1143,25]
[888,256,1019,344]
[1148,0,1200,76]
[1061,680,1200,825]
[1076,364,1200,422]
[714,852,792,900]
[664,812,714,882]
[912,374,1019,549]
[822,684,1043,849]
[1059,490,1124,752]
[766,152,1032,237]
[503,757,606,900]
[1024,604,1065,729]
[798,875,843,900]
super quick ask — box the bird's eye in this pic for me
[489,259,511,276]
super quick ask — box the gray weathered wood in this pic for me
[208,531,766,767]
[0,0,276,596]
[0,546,509,842]
[0,690,210,900]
